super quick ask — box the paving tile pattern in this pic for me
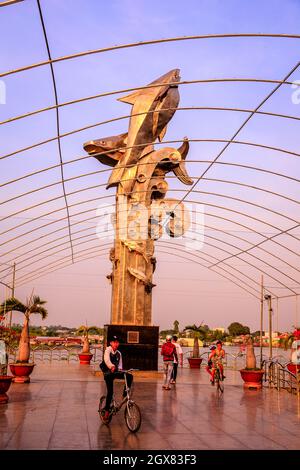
[0,363,299,450]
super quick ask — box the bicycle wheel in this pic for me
[124,401,142,432]
[98,395,112,424]
[218,379,224,394]
[216,371,224,395]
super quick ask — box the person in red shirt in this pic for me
[161,335,177,390]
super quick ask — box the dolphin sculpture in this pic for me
[84,134,193,186]
[108,68,181,192]
[83,132,127,167]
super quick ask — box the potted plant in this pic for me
[0,294,48,383]
[280,326,300,374]
[0,319,14,404]
[184,324,206,369]
[240,335,264,389]
[76,325,99,364]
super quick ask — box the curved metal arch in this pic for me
[14,223,297,296]
[2,189,300,281]
[1,33,300,79]
[15,244,259,300]
[2,188,300,287]
[10,214,294,296]
[0,212,291,294]
[0,79,296,128]
[3,153,300,209]
[36,0,74,263]
[16,238,262,299]
[2,148,300,230]
[3,202,300,285]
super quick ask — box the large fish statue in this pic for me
[108,69,181,193]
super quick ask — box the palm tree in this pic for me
[184,323,207,358]
[173,320,179,335]
[76,325,101,354]
[0,294,48,363]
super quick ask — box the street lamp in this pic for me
[264,294,273,360]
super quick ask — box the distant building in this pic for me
[212,327,225,333]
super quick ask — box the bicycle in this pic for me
[214,363,224,395]
[98,369,142,432]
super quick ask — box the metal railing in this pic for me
[8,344,103,364]
[262,359,300,396]
[183,349,269,370]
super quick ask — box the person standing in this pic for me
[170,335,183,384]
[161,334,177,390]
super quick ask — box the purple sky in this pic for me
[1,0,300,332]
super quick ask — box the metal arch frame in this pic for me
[2,140,300,213]
[2,161,300,221]
[0,79,296,128]
[19,249,262,298]
[0,212,294,297]
[1,185,300,288]
[0,0,24,7]
[1,33,300,78]
[15,239,262,300]
[0,178,300,273]
[1,31,300,300]
[2,179,300,277]
[10,221,292,297]
[161,57,300,227]
[4,198,298,296]
[10,211,299,296]
[36,0,74,263]
[15,245,261,300]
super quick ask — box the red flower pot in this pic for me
[78,353,93,365]
[188,357,203,369]
[240,369,264,389]
[287,362,300,374]
[0,376,13,404]
[10,363,35,383]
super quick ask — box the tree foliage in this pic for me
[228,322,250,337]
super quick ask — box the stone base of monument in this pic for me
[104,324,159,371]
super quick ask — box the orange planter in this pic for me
[0,376,13,404]
[78,353,93,364]
[240,369,264,389]
[10,363,35,383]
[188,357,202,369]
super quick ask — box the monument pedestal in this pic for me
[104,324,159,371]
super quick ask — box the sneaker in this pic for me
[170,380,176,384]
[210,379,215,386]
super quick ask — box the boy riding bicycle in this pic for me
[206,340,226,385]
[100,335,133,423]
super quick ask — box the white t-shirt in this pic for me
[173,342,183,364]
[291,349,300,365]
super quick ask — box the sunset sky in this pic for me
[1,0,300,332]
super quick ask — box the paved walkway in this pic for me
[0,363,299,450]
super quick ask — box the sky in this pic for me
[0,0,300,332]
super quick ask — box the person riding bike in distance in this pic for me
[208,340,226,385]
[100,335,133,423]
[206,345,216,383]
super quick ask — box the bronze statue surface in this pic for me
[84,69,192,326]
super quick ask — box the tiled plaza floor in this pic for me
[0,363,299,450]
